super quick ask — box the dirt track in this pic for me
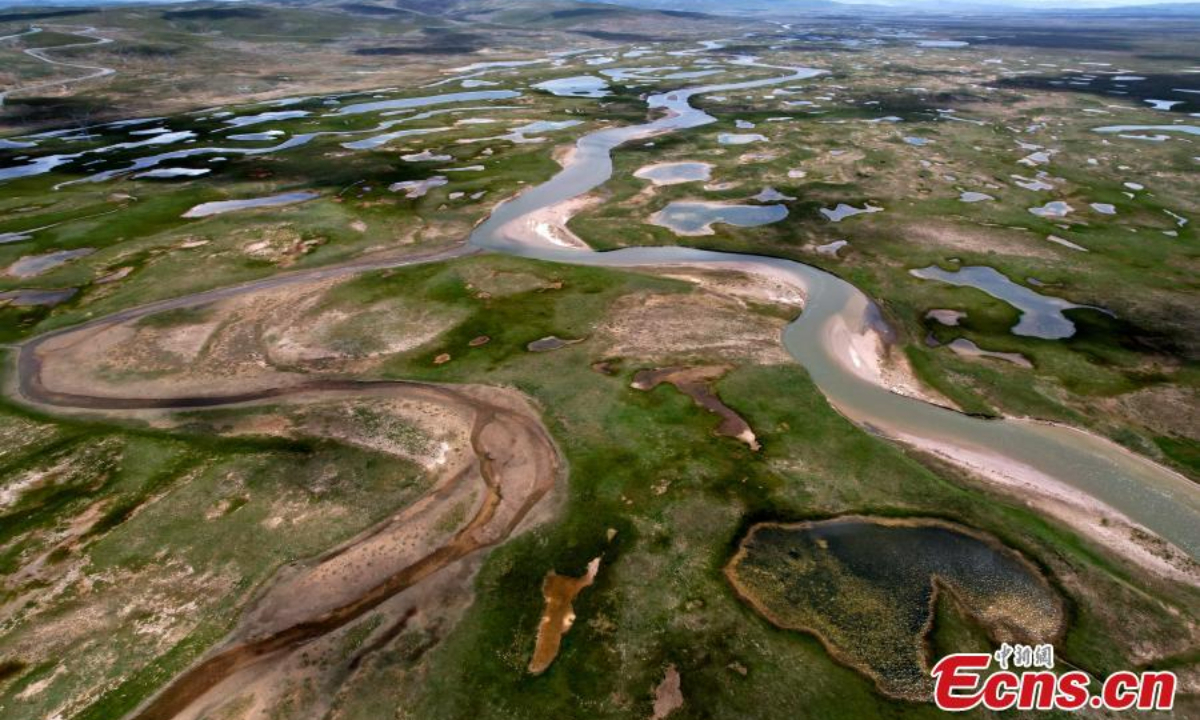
[0,26,116,107]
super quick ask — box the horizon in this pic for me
[2,0,1200,10]
[1,2,1197,720]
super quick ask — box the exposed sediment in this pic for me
[528,557,601,675]
[11,270,563,720]
[632,365,760,450]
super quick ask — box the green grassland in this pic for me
[0,0,737,131]
[278,256,1198,719]
[2,248,1197,717]
[0,56,720,345]
[0,13,1197,720]
[565,41,1200,478]
[0,89,600,340]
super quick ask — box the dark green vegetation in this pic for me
[726,518,1063,699]
[3,253,1198,717]
[992,73,1200,114]
[1,7,1198,720]
[279,257,1197,719]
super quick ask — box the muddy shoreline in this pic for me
[725,516,1068,701]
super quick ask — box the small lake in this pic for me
[601,67,725,83]
[499,119,584,143]
[1028,200,1072,218]
[649,201,787,236]
[717,132,768,145]
[331,90,520,116]
[134,167,211,179]
[754,187,795,202]
[916,39,969,48]
[227,130,285,142]
[401,150,452,163]
[727,518,1062,700]
[511,120,581,135]
[910,264,1102,339]
[222,110,309,128]
[532,76,610,98]
[1047,234,1088,251]
[6,248,94,278]
[633,162,713,185]
[341,126,446,151]
[959,191,994,203]
[182,191,319,218]
[815,239,848,257]
[820,203,883,222]
[1012,173,1054,191]
[1092,124,1200,137]
[389,176,448,198]
[0,288,77,306]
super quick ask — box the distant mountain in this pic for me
[578,0,841,11]
[842,0,1200,13]
[1047,1,1200,13]
[584,0,1200,15]
[0,0,1197,16]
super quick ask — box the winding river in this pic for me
[11,57,1199,563]
[8,48,1198,720]
[467,58,1200,562]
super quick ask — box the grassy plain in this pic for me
[0,8,1197,719]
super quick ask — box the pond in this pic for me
[717,132,768,145]
[227,130,285,142]
[1028,200,1072,218]
[389,177,448,198]
[134,167,211,179]
[6,248,94,278]
[753,187,795,202]
[0,288,77,306]
[958,191,994,203]
[910,264,1103,339]
[222,110,309,128]
[633,161,713,186]
[820,203,883,222]
[341,126,447,151]
[182,191,319,218]
[497,119,584,144]
[1012,173,1054,191]
[330,89,520,115]
[727,517,1063,700]
[649,201,788,236]
[1092,124,1200,137]
[532,76,610,98]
